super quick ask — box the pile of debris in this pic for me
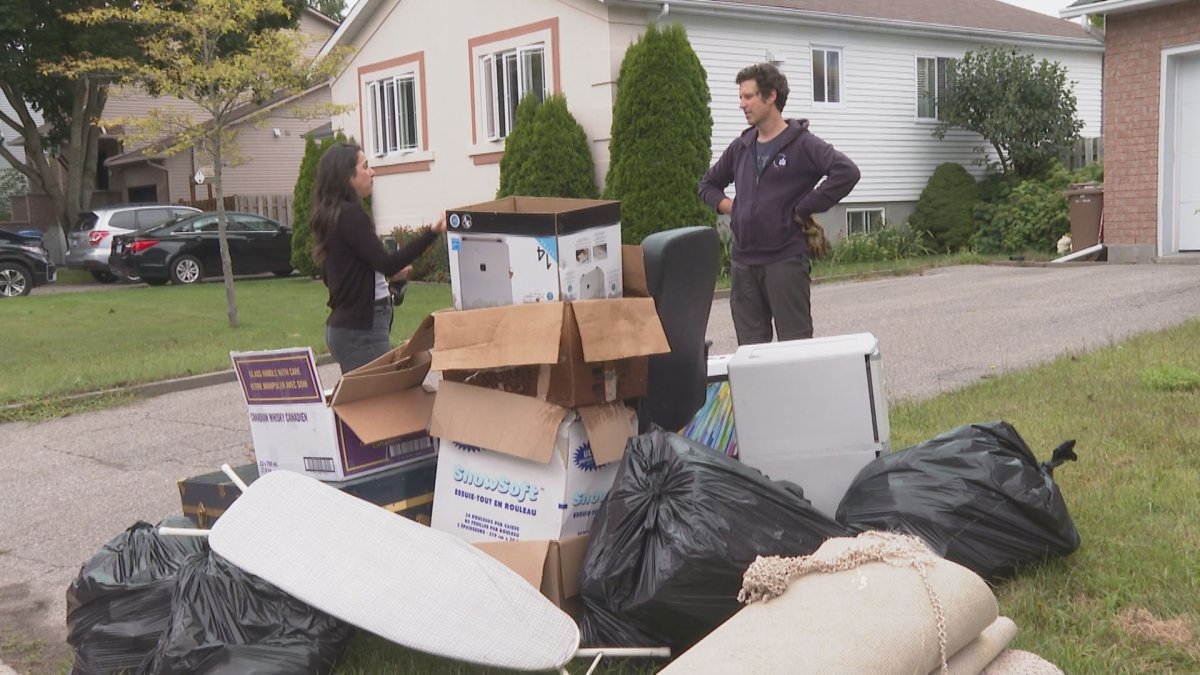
[66,198,1081,674]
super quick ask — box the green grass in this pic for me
[331,318,1200,673]
[0,277,451,410]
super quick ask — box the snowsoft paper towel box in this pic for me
[428,380,637,543]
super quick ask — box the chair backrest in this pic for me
[637,226,720,432]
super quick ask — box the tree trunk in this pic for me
[0,77,107,265]
[212,133,239,328]
[57,77,107,264]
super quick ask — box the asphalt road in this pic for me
[2,262,1198,673]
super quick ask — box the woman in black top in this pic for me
[310,143,445,372]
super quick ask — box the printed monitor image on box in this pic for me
[231,339,436,482]
[446,197,623,310]
[428,380,637,544]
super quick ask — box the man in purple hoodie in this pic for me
[699,63,860,345]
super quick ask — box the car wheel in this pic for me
[272,269,294,277]
[90,270,118,283]
[143,276,169,286]
[170,255,203,285]
[0,262,33,297]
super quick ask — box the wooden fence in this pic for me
[179,194,294,227]
[1062,137,1103,172]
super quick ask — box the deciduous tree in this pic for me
[63,0,346,327]
[0,0,141,261]
[934,47,1083,178]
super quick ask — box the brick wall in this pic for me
[1103,0,1200,247]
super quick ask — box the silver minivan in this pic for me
[66,204,201,282]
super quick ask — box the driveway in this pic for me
[2,263,1199,673]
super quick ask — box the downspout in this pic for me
[656,2,669,22]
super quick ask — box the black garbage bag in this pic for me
[141,549,352,675]
[66,519,208,675]
[579,428,851,651]
[836,420,1080,581]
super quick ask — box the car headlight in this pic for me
[18,244,46,257]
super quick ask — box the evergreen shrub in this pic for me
[604,23,715,243]
[908,163,980,252]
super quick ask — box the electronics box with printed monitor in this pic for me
[445,197,623,310]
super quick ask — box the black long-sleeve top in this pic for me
[322,201,438,329]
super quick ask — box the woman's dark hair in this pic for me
[310,142,364,264]
[736,62,789,112]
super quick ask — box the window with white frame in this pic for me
[812,47,842,104]
[916,56,956,121]
[847,208,885,236]
[367,74,419,157]
[480,44,547,141]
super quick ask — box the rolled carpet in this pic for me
[662,533,998,675]
[943,616,1018,674]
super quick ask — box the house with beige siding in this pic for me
[1063,0,1200,261]
[100,8,340,208]
[323,0,1102,238]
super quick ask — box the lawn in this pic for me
[0,276,451,417]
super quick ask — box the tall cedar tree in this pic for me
[292,130,348,277]
[496,94,541,198]
[498,94,597,199]
[933,47,1083,178]
[604,23,715,243]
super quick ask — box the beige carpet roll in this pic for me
[943,616,1019,674]
[662,533,998,675]
[983,650,1064,674]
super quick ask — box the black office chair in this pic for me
[636,226,720,433]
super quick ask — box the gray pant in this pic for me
[325,301,393,373]
[730,254,813,345]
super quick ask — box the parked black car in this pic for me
[0,229,56,297]
[111,212,293,285]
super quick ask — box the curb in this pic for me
[2,355,338,414]
[125,353,340,399]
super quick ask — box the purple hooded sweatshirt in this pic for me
[698,119,860,265]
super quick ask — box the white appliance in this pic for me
[727,333,889,518]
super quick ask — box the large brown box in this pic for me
[432,298,668,408]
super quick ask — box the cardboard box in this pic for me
[230,319,437,481]
[445,197,623,310]
[432,298,670,408]
[475,535,588,612]
[428,380,637,543]
[177,459,437,528]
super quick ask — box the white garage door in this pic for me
[1178,53,1200,251]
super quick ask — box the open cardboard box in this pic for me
[431,297,668,410]
[475,535,588,612]
[230,317,437,481]
[428,380,637,543]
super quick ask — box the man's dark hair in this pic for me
[736,63,789,112]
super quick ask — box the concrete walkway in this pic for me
[3,263,1200,673]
